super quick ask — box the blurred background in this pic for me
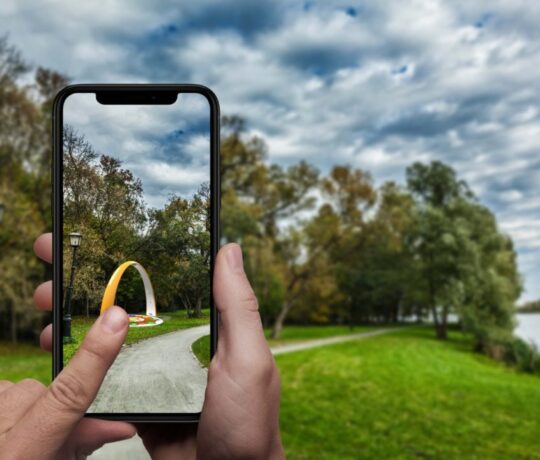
[1,1,540,458]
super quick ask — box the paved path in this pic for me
[90,327,398,459]
[90,325,210,414]
[271,328,400,355]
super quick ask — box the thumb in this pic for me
[5,306,128,458]
[213,244,269,358]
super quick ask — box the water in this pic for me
[515,313,540,348]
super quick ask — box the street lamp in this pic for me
[63,232,82,343]
[0,203,5,224]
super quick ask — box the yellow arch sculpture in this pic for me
[100,261,157,316]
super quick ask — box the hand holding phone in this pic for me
[26,235,284,459]
[139,243,284,460]
[54,85,219,421]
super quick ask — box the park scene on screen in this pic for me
[62,93,211,413]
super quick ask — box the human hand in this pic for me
[138,243,284,459]
[33,235,283,459]
[0,233,136,459]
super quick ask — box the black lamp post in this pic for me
[63,232,82,343]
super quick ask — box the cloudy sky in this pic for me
[2,0,539,300]
[64,92,210,209]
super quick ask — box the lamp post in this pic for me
[0,203,5,224]
[63,232,82,343]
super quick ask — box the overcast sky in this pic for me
[2,0,539,300]
[63,92,210,209]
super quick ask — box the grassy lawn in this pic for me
[64,309,210,364]
[192,335,211,368]
[0,342,51,385]
[277,327,540,460]
[265,324,386,347]
[4,324,540,459]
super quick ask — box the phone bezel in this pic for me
[52,84,220,423]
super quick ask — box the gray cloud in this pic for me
[2,0,539,300]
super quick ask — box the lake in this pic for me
[516,313,540,348]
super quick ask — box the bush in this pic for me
[503,338,540,374]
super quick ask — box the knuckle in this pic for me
[258,356,279,383]
[48,373,88,412]
[242,353,278,385]
[239,288,259,312]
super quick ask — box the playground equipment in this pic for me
[100,261,163,327]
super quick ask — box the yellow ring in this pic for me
[100,261,156,316]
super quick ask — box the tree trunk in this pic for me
[272,301,292,339]
[431,304,449,340]
[436,305,448,340]
[435,323,448,339]
[10,301,17,344]
[194,297,202,318]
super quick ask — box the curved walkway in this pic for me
[90,324,210,414]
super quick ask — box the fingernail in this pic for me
[226,244,244,273]
[101,307,127,333]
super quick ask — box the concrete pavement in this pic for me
[89,324,210,414]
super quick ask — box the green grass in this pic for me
[4,324,540,459]
[64,309,210,364]
[0,342,51,385]
[276,327,540,460]
[192,335,211,368]
[265,324,385,347]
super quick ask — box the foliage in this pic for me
[503,337,540,374]
[0,38,66,343]
[518,300,540,313]
[0,39,526,372]
[220,116,522,355]
[62,125,211,318]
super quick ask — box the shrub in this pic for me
[503,338,540,374]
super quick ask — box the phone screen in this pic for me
[59,89,214,415]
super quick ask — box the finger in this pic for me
[0,379,47,432]
[34,280,53,311]
[213,244,269,357]
[34,233,52,264]
[136,423,197,459]
[40,324,52,352]
[4,306,128,457]
[63,419,136,457]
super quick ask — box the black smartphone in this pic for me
[52,84,219,422]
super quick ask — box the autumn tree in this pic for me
[0,38,65,341]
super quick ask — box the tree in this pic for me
[0,39,58,342]
[62,128,148,313]
[143,185,211,316]
[405,162,473,338]
[452,200,521,353]
[405,161,521,341]
[270,165,376,337]
[220,117,321,333]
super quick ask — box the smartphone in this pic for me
[52,84,219,422]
